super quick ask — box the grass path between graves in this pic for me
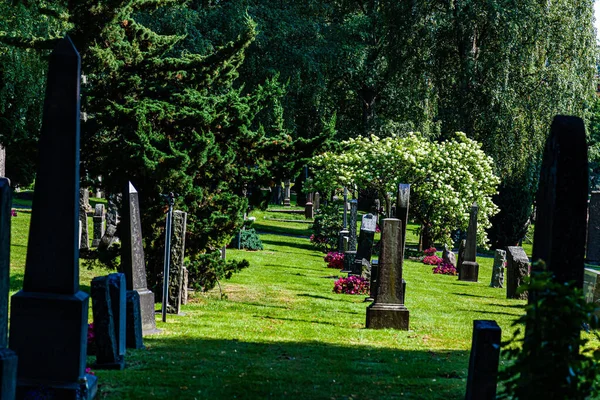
[9,209,534,399]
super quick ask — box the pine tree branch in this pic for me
[0,35,58,50]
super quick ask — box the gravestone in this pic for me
[506,246,529,300]
[283,179,291,207]
[92,204,105,247]
[0,178,17,399]
[314,192,320,211]
[584,268,600,313]
[442,246,456,267]
[125,291,144,349]
[91,274,125,370]
[99,196,119,249]
[305,193,314,219]
[271,183,282,205]
[338,229,349,253]
[348,200,358,251]
[465,320,501,400]
[181,267,189,305]
[459,203,479,282]
[8,36,97,399]
[490,249,506,288]
[121,182,160,335]
[107,273,126,362]
[0,146,5,177]
[79,188,89,250]
[457,240,466,278]
[167,211,187,314]
[396,184,410,253]
[586,191,600,265]
[351,213,377,275]
[366,218,409,330]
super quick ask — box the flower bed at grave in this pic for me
[324,252,344,269]
[423,247,457,275]
[432,261,457,275]
[333,276,369,295]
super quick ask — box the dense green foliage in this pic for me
[239,228,263,251]
[500,266,600,399]
[310,199,344,253]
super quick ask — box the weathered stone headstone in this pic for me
[396,183,410,253]
[91,275,124,370]
[366,218,409,330]
[348,200,358,251]
[8,36,97,399]
[181,267,189,305]
[506,246,529,300]
[99,195,119,250]
[125,290,144,349]
[338,229,349,253]
[351,213,377,275]
[121,182,160,335]
[92,203,105,247]
[0,178,17,399]
[283,179,291,207]
[107,273,126,361]
[79,188,89,249]
[305,193,314,219]
[584,268,600,313]
[465,320,501,400]
[442,246,456,267]
[0,145,5,177]
[167,211,187,314]
[490,249,506,288]
[271,182,282,205]
[457,239,466,278]
[586,191,600,265]
[314,192,320,211]
[459,203,479,282]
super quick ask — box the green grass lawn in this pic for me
[8,210,530,399]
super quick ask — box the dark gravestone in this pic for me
[532,115,588,287]
[465,320,501,400]
[490,249,506,288]
[586,191,600,264]
[304,193,314,219]
[121,182,159,335]
[459,203,479,282]
[584,268,600,315]
[506,246,529,300]
[348,200,358,251]
[92,204,105,247]
[99,196,118,250]
[457,239,466,278]
[314,192,320,211]
[91,276,124,370]
[167,211,187,314]
[338,229,349,253]
[79,188,89,249]
[366,218,409,330]
[107,273,126,361]
[342,251,356,273]
[283,180,291,207]
[8,36,97,399]
[0,145,5,177]
[0,178,17,398]
[125,291,144,349]
[351,214,377,275]
[396,183,410,253]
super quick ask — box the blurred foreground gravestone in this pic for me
[91,273,125,370]
[465,320,501,400]
[8,36,97,399]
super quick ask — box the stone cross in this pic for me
[79,188,89,249]
[8,36,97,398]
[465,320,501,400]
[396,183,410,253]
[283,179,291,207]
[506,246,529,299]
[351,213,377,275]
[167,211,187,314]
[586,191,600,265]
[121,182,159,335]
[348,199,358,251]
[459,203,479,282]
[0,178,17,398]
[532,115,588,287]
[92,203,105,247]
[490,249,506,288]
[366,218,409,330]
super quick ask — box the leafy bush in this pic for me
[310,200,343,253]
[324,252,344,269]
[333,276,370,295]
[187,251,250,292]
[240,228,263,250]
[500,264,600,399]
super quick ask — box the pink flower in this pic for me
[333,276,370,295]
[85,367,95,376]
[324,252,345,269]
[10,209,16,217]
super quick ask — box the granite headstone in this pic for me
[459,203,479,282]
[167,211,187,314]
[506,246,529,300]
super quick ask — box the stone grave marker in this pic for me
[91,274,125,370]
[457,239,466,277]
[351,213,377,275]
[348,200,358,251]
[305,192,314,219]
[459,203,479,282]
[8,36,97,399]
[79,188,89,249]
[465,320,501,400]
[107,273,126,361]
[490,249,506,288]
[0,145,5,177]
[167,210,187,314]
[283,179,291,207]
[396,183,410,253]
[314,192,320,211]
[99,196,119,249]
[181,267,189,305]
[0,178,17,398]
[92,203,105,247]
[121,181,160,335]
[442,246,456,267]
[587,191,600,265]
[506,246,529,299]
[125,291,144,349]
[584,268,600,313]
[366,218,409,330]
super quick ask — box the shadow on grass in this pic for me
[238,302,291,310]
[253,222,312,237]
[457,309,521,317]
[109,337,469,399]
[261,239,315,252]
[487,303,525,309]
[259,315,339,327]
[10,274,23,292]
[451,293,491,299]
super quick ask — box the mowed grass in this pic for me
[8,210,528,399]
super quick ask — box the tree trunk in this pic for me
[421,224,434,250]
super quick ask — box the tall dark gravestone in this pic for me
[0,178,17,399]
[167,211,187,314]
[8,36,97,399]
[348,200,358,251]
[506,246,529,300]
[459,203,479,282]
[586,191,600,265]
[91,275,124,370]
[121,182,160,335]
[366,218,409,330]
[92,204,105,247]
[351,213,377,276]
[79,188,89,249]
[465,320,501,400]
[396,183,410,253]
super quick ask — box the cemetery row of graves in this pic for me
[1,36,600,400]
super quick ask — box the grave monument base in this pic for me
[17,373,97,400]
[366,303,409,330]
[459,261,479,282]
[0,348,17,399]
[126,291,145,349]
